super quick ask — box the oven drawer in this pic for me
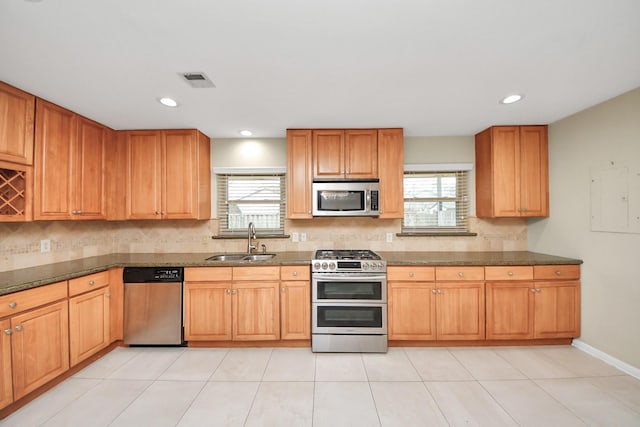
[312,302,387,334]
[312,274,387,303]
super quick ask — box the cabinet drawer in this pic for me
[387,266,435,281]
[68,270,109,297]
[485,266,533,281]
[0,281,68,317]
[233,266,280,281]
[281,265,310,281]
[185,267,232,282]
[534,265,580,280]
[436,266,484,281]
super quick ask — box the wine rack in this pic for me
[0,162,31,221]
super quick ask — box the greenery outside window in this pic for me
[402,167,470,233]
[217,173,286,235]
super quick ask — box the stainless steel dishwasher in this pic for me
[123,267,184,345]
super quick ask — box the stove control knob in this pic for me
[329,262,336,270]
[378,262,384,270]
[321,262,328,270]
[362,263,369,270]
[313,262,321,270]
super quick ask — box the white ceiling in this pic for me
[1,0,639,139]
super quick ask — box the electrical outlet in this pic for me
[386,232,393,243]
[40,239,51,253]
[292,232,299,242]
[301,232,307,242]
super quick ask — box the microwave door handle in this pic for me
[366,190,370,213]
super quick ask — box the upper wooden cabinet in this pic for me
[313,129,378,179]
[0,81,35,166]
[33,99,108,220]
[475,125,549,218]
[0,160,32,222]
[286,129,313,219]
[123,129,211,220]
[377,128,404,219]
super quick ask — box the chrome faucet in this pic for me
[247,222,257,254]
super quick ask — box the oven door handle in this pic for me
[312,274,387,281]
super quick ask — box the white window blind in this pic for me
[402,170,470,233]
[217,174,286,235]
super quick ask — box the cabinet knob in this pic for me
[3,329,12,335]
[88,280,95,286]
[555,271,562,276]
[226,289,231,294]
[281,288,286,293]
[105,292,112,298]
[507,271,514,276]
[409,272,414,278]
[8,301,17,309]
[161,211,165,215]
[432,289,438,294]
[458,272,464,277]
[530,288,537,293]
[15,325,23,332]
[155,211,160,215]
[536,288,542,293]
[293,271,298,277]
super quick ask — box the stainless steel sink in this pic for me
[205,253,276,262]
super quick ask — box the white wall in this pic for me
[528,87,640,369]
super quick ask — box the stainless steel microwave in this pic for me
[312,181,380,217]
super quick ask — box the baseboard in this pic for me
[572,339,640,379]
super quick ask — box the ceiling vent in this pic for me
[179,72,215,88]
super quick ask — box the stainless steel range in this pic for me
[311,249,387,353]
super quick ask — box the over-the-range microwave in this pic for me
[312,180,380,217]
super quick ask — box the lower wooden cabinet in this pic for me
[388,280,436,340]
[280,266,311,340]
[184,267,280,341]
[0,319,12,410]
[10,300,69,400]
[69,287,110,367]
[485,265,580,340]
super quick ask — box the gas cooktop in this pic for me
[314,249,382,260]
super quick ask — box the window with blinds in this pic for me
[402,170,470,233]
[217,174,286,235]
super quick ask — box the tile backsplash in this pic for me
[0,217,527,272]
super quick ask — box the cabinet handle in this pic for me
[507,271,514,276]
[15,325,23,332]
[293,271,298,277]
[458,272,464,277]
[88,280,95,286]
[8,301,17,309]
[3,329,11,335]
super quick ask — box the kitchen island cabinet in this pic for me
[475,125,549,218]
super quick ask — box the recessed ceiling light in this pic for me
[158,97,179,107]
[240,130,253,136]
[500,94,524,104]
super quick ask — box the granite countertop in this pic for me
[0,251,582,296]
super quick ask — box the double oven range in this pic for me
[311,249,387,353]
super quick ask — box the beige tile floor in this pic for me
[2,345,639,426]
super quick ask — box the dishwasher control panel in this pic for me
[123,267,184,283]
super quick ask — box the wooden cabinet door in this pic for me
[108,267,124,342]
[436,282,485,340]
[0,82,35,166]
[377,128,404,218]
[388,281,436,340]
[519,126,549,217]
[491,126,520,217]
[534,281,580,338]
[233,282,280,341]
[10,300,69,400]
[69,287,110,367]
[184,282,232,341]
[345,129,377,178]
[313,130,344,179]
[485,282,535,340]
[126,131,162,219]
[280,281,310,340]
[286,129,313,219]
[163,130,198,219]
[34,99,75,220]
[0,319,12,410]
[73,117,107,219]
